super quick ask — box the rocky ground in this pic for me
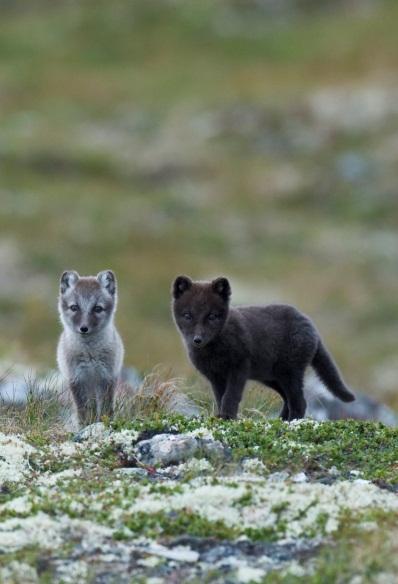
[0,416,397,583]
[0,3,397,581]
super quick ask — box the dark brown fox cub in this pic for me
[172,276,355,420]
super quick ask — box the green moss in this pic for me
[0,483,24,506]
[111,416,398,485]
[124,510,238,540]
[0,415,396,583]
[0,547,54,584]
[262,511,398,583]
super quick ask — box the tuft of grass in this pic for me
[113,366,203,424]
[0,373,70,443]
[0,367,204,440]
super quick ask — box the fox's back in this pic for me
[235,303,315,341]
[229,304,318,376]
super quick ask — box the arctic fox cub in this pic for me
[172,275,355,421]
[57,270,124,426]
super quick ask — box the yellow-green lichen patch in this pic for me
[0,417,396,582]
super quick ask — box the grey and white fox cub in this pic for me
[57,270,124,427]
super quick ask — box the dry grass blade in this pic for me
[114,366,202,422]
[0,372,71,440]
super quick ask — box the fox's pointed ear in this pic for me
[172,275,192,299]
[60,270,79,294]
[212,277,231,301]
[97,270,116,296]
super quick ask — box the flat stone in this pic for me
[268,471,289,483]
[74,422,110,443]
[136,434,198,466]
[291,472,308,483]
[117,468,148,478]
[198,438,230,462]
[135,433,229,467]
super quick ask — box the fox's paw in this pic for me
[216,413,236,421]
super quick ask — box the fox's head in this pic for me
[59,270,117,336]
[172,275,231,349]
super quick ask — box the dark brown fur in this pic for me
[172,276,355,420]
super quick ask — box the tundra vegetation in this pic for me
[0,1,397,582]
[0,374,397,582]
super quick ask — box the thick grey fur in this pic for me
[57,270,124,427]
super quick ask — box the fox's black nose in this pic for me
[80,326,88,334]
[193,335,203,346]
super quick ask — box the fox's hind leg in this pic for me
[267,381,289,420]
[279,402,289,420]
[277,371,307,421]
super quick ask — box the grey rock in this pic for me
[117,467,148,478]
[268,471,290,482]
[308,85,398,132]
[336,151,372,183]
[74,422,110,443]
[120,366,142,389]
[0,369,63,404]
[291,472,308,483]
[46,533,322,583]
[304,372,397,426]
[0,379,29,404]
[306,390,398,426]
[199,437,230,462]
[136,434,198,466]
[135,433,230,467]
[163,391,202,419]
[168,534,322,571]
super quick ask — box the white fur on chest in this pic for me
[57,328,123,386]
[70,346,114,384]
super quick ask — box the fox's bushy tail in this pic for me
[312,340,355,402]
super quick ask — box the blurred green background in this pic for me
[0,0,397,408]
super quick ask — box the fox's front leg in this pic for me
[209,375,227,415]
[97,379,116,420]
[219,366,249,420]
[70,381,97,427]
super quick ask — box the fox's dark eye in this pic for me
[208,313,220,321]
[94,305,104,313]
[183,312,193,321]
[69,305,79,312]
